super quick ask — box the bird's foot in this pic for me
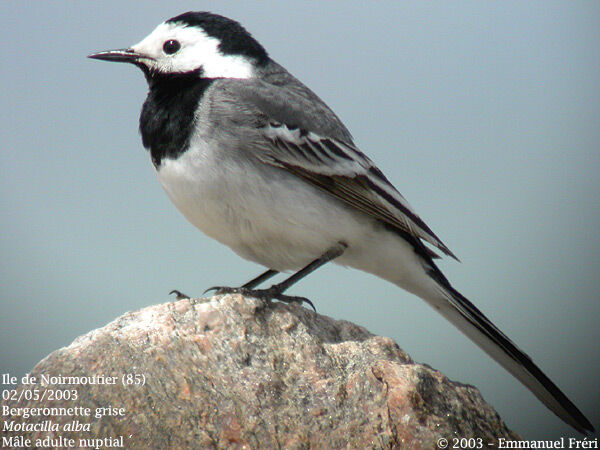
[170,289,208,305]
[170,289,190,300]
[203,285,316,312]
[203,285,241,296]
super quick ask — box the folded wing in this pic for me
[257,123,457,260]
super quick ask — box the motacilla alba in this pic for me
[89,11,593,434]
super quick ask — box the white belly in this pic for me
[154,139,433,302]
[155,143,372,271]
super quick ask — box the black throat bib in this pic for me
[139,71,214,168]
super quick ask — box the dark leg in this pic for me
[173,269,278,301]
[241,269,279,289]
[207,242,347,311]
[204,268,279,295]
[267,243,346,294]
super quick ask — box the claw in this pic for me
[202,285,317,311]
[235,287,317,312]
[203,286,240,295]
[170,289,190,300]
[274,294,317,312]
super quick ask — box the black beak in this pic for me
[87,48,142,64]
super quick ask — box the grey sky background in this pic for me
[1,1,598,439]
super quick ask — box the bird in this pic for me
[88,11,594,434]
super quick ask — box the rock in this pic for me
[1,294,519,448]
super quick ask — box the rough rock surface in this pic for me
[2,294,519,449]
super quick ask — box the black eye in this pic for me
[163,39,180,55]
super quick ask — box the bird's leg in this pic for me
[205,242,347,311]
[173,267,278,304]
[251,242,348,310]
[266,242,347,295]
[173,269,278,302]
[241,269,279,289]
[204,269,279,295]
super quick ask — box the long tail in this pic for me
[422,261,594,434]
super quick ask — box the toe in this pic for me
[169,290,190,300]
[274,294,317,312]
[203,286,241,296]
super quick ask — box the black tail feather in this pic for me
[425,260,594,434]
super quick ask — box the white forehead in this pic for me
[132,22,254,78]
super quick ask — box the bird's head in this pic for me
[88,11,269,80]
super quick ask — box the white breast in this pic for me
[156,138,243,250]
[155,135,377,271]
[154,132,433,304]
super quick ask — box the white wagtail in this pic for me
[89,11,593,434]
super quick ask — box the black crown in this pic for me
[167,11,269,66]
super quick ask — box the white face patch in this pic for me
[131,22,255,79]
